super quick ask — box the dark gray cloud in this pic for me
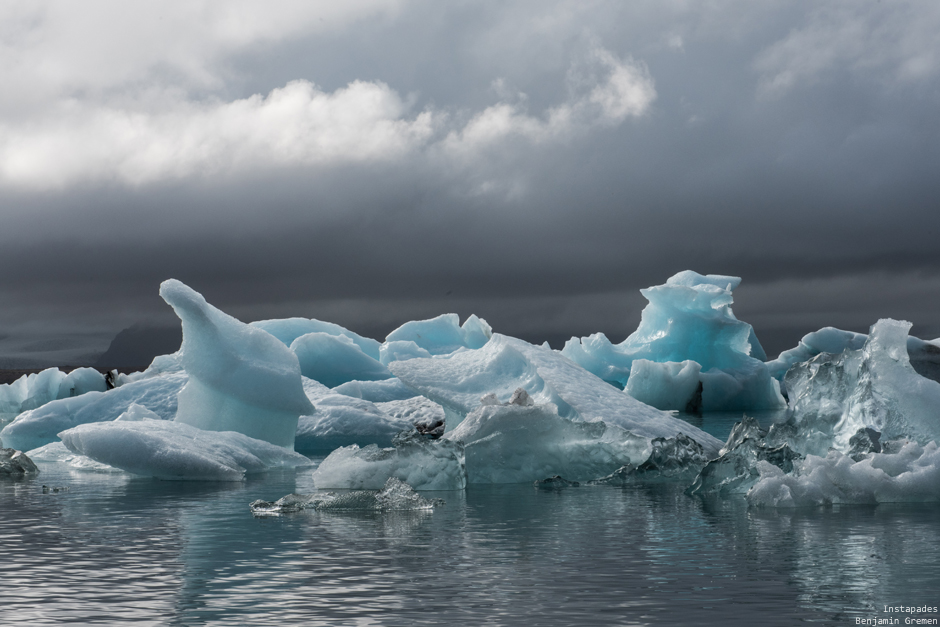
[2,1,939,366]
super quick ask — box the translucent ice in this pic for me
[160,279,313,449]
[0,373,186,452]
[624,360,702,412]
[27,441,122,472]
[250,317,381,360]
[250,477,442,514]
[589,434,710,485]
[784,319,940,454]
[59,419,311,481]
[388,333,721,456]
[446,399,650,484]
[562,271,783,412]
[383,313,492,360]
[312,431,466,490]
[290,332,391,388]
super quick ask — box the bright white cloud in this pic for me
[754,0,940,96]
[0,43,654,188]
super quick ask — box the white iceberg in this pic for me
[0,373,186,452]
[561,271,784,412]
[59,418,311,481]
[290,332,391,388]
[160,279,313,449]
[388,333,721,455]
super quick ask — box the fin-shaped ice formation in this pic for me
[562,271,783,412]
[59,418,311,481]
[159,279,313,449]
[388,333,722,455]
[0,373,186,452]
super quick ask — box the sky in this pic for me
[2,0,940,367]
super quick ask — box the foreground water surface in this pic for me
[2,415,939,626]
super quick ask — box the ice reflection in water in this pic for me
[1,460,938,626]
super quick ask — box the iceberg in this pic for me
[312,431,466,490]
[290,332,392,388]
[747,441,940,507]
[0,372,186,452]
[383,313,492,360]
[59,419,311,481]
[0,367,107,419]
[250,316,382,360]
[562,271,784,412]
[446,394,651,484]
[295,394,415,453]
[388,333,721,455]
[784,319,940,454]
[159,279,313,449]
[589,433,711,485]
[26,441,122,472]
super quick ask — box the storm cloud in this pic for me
[2,1,939,366]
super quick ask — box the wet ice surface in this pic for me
[2,457,938,626]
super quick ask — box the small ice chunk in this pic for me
[0,447,39,476]
[534,476,580,489]
[59,420,311,481]
[290,332,392,388]
[252,478,443,515]
[160,279,313,449]
[589,434,709,484]
[312,432,466,490]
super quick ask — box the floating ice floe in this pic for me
[27,441,123,472]
[250,477,443,515]
[388,332,721,456]
[60,418,311,481]
[0,367,107,420]
[160,279,313,449]
[0,373,186,452]
[562,271,784,412]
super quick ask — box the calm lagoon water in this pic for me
[2,415,939,626]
